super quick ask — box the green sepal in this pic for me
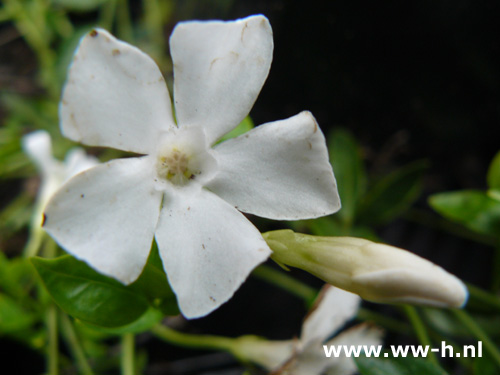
[217,116,254,143]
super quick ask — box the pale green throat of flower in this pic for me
[157,148,196,186]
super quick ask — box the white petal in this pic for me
[22,130,60,177]
[325,324,384,375]
[61,28,174,153]
[171,15,273,144]
[207,111,341,220]
[301,286,361,346]
[64,148,99,180]
[44,157,162,284]
[155,188,271,318]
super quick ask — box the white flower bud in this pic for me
[264,230,468,308]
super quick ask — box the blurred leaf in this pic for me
[329,128,367,225]
[358,161,428,225]
[474,353,498,375]
[32,255,150,327]
[0,253,36,298]
[218,116,254,143]
[356,356,448,375]
[51,0,110,12]
[487,151,500,191]
[0,294,35,334]
[429,190,500,237]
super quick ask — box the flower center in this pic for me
[157,148,196,186]
[153,127,217,190]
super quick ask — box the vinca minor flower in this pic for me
[237,285,382,375]
[44,16,340,318]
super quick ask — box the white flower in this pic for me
[237,285,382,375]
[43,15,340,318]
[22,130,98,257]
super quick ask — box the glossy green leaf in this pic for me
[429,190,500,237]
[218,116,254,143]
[358,161,428,225]
[329,128,367,225]
[129,244,180,316]
[32,255,150,327]
[356,356,448,375]
[487,151,500,191]
[82,307,163,334]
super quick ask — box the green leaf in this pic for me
[129,244,179,316]
[81,308,163,334]
[487,151,500,190]
[358,161,428,225]
[355,356,448,375]
[429,190,500,237]
[0,294,35,334]
[329,128,367,225]
[217,116,254,143]
[32,255,150,327]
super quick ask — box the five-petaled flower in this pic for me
[44,15,340,318]
[237,285,383,375]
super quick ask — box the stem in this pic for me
[492,246,500,292]
[151,324,237,354]
[467,283,500,311]
[47,304,59,375]
[121,334,135,375]
[252,265,317,304]
[60,314,94,375]
[116,0,133,42]
[452,309,500,368]
[403,306,439,366]
[357,308,412,335]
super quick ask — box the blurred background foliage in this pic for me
[1,0,500,374]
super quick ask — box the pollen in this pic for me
[157,148,194,185]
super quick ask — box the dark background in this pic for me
[2,0,500,373]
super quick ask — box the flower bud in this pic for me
[264,230,468,308]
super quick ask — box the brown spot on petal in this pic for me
[112,49,120,56]
[89,30,98,37]
[42,213,47,226]
[209,296,216,302]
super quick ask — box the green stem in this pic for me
[121,334,135,375]
[357,308,412,335]
[116,0,133,42]
[492,246,500,292]
[47,304,59,375]
[452,309,500,368]
[403,306,439,366]
[252,264,317,304]
[151,324,237,354]
[467,283,500,311]
[60,314,94,375]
